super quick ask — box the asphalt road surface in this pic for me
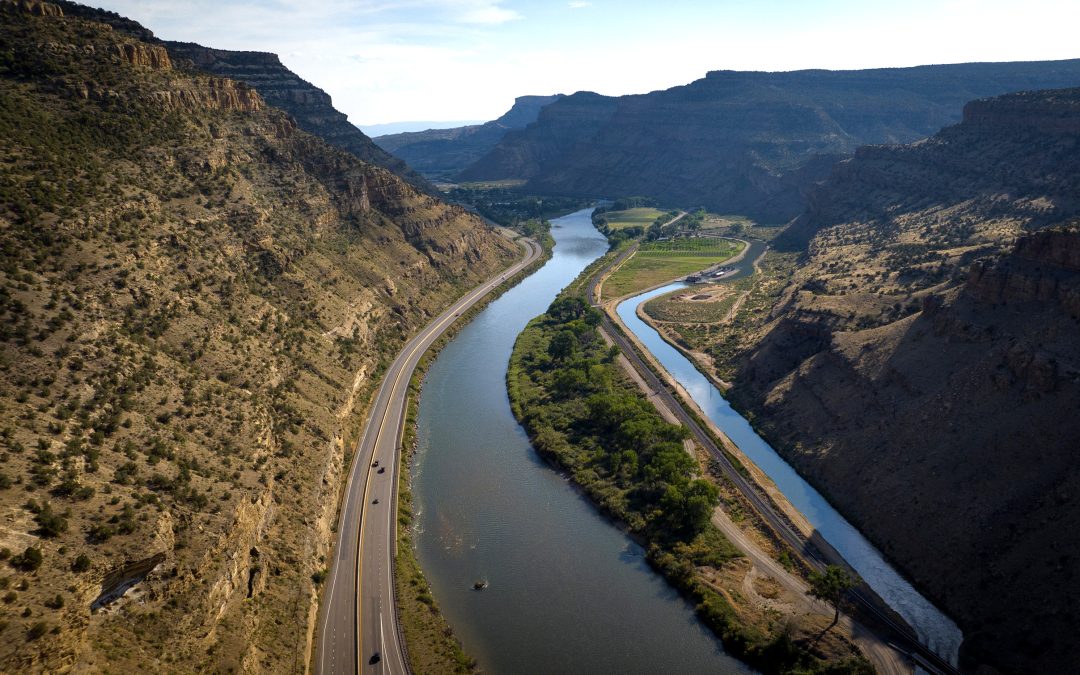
[317,235,541,675]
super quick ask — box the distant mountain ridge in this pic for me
[361,120,485,137]
[459,60,1080,221]
[374,94,563,180]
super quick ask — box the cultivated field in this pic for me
[603,238,744,299]
[602,207,667,230]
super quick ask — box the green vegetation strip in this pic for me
[507,284,871,673]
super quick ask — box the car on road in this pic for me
[372,498,379,504]
[372,460,379,467]
[369,652,381,665]
[377,467,385,474]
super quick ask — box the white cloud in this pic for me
[453,1,522,24]
[568,1,591,8]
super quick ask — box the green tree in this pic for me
[547,330,577,361]
[808,564,856,633]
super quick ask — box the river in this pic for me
[408,208,747,669]
[412,209,749,674]
[616,274,964,664]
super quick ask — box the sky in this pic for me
[92,0,1080,126]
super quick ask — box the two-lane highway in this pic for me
[318,234,541,675]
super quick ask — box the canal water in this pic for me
[412,209,749,674]
[617,281,963,664]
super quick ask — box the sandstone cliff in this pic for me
[460,62,1080,222]
[163,42,437,195]
[52,0,434,194]
[0,4,515,672]
[730,88,1080,674]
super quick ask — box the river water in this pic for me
[616,279,964,664]
[413,209,749,674]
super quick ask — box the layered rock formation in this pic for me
[374,94,563,179]
[164,42,436,194]
[53,0,434,193]
[729,88,1080,674]
[460,62,1080,222]
[0,4,515,672]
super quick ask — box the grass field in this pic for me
[603,238,744,299]
[603,207,667,230]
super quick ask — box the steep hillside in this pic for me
[729,89,1080,674]
[0,3,515,672]
[374,94,563,180]
[53,0,435,194]
[164,42,437,195]
[461,61,1080,222]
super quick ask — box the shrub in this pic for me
[33,502,67,538]
[71,554,91,573]
[26,621,48,641]
[11,547,42,572]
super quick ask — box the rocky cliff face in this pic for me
[460,62,1080,222]
[374,94,563,179]
[728,88,1080,674]
[1,0,61,16]
[50,1,434,193]
[966,230,1080,318]
[164,42,436,195]
[0,5,515,672]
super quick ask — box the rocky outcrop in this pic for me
[115,41,170,69]
[151,78,264,112]
[460,61,1080,222]
[729,88,1080,674]
[966,230,1080,319]
[963,88,1080,134]
[1,0,62,16]
[374,94,563,179]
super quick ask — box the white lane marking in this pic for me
[379,612,387,675]
[324,238,538,674]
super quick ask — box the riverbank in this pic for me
[507,256,875,673]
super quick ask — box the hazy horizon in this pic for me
[58,1,1080,124]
